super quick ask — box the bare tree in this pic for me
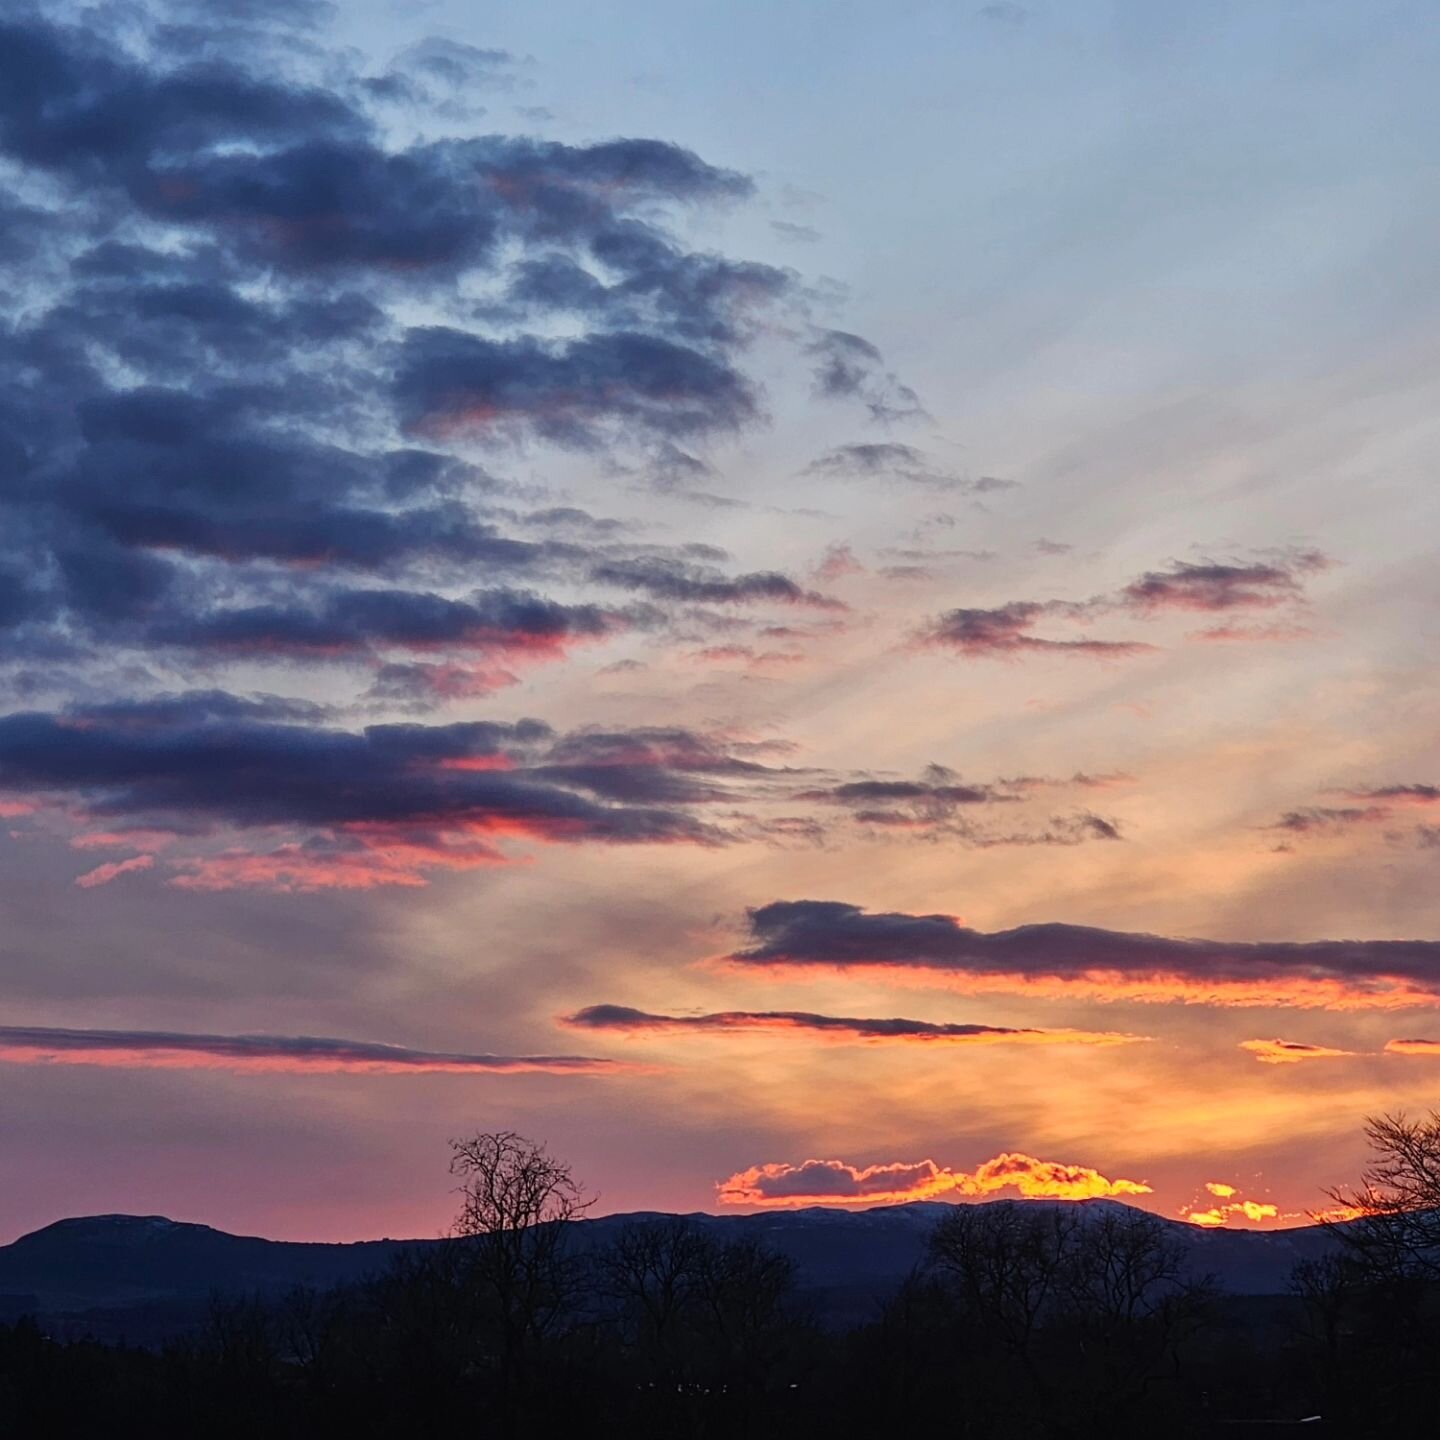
[690,1234,798,1392]
[1294,1115,1440,1429]
[597,1215,803,1428]
[1290,1253,1362,1368]
[928,1201,1212,1427]
[928,1200,1078,1371]
[1323,1110,1440,1278]
[599,1216,711,1383]
[447,1131,593,1401]
[1058,1206,1213,1413]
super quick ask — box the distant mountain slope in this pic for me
[0,1200,1344,1341]
[0,1214,418,1314]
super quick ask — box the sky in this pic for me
[2,0,1439,1244]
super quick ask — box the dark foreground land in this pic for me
[0,1198,1432,1438]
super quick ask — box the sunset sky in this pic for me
[3,0,1440,1244]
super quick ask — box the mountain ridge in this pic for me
[0,1199,1346,1342]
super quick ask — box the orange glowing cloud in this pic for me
[0,1025,636,1076]
[1239,1037,1358,1064]
[1185,1209,1228,1228]
[561,1005,1146,1048]
[1384,1037,1440,1055]
[1236,1200,1281,1221]
[1186,1200,1279,1228]
[1310,1204,1367,1224]
[716,1151,1151,1208]
[1181,1180,1281,1228]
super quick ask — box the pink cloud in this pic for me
[73,854,156,889]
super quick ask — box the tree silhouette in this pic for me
[448,1130,593,1420]
[1323,1110,1440,1279]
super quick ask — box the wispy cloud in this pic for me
[1239,1037,1357,1064]
[73,854,156,889]
[0,1025,633,1075]
[922,549,1329,660]
[562,1004,1145,1046]
[804,442,1009,493]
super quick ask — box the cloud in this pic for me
[1238,1036,1440,1063]
[979,3,1030,24]
[795,766,1021,811]
[1186,1200,1279,1228]
[2,8,752,289]
[4,698,1126,887]
[806,331,926,423]
[1268,806,1390,834]
[716,1150,1151,1207]
[381,37,524,102]
[1119,552,1328,614]
[73,854,156,889]
[588,557,843,609]
[530,725,802,804]
[803,442,1009,494]
[813,543,864,583]
[1189,623,1314,644]
[1239,1037,1358,1064]
[641,442,743,507]
[922,549,1329,661]
[770,220,820,243]
[1264,784,1440,853]
[686,645,803,668]
[396,328,759,449]
[0,1024,629,1075]
[720,899,1440,1008]
[792,764,1123,846]
[1338,784,1440,807]
[0,7,875,718]
[160,586,629,662]
[1182,1180,1281,1228]
[365,661,522,706]
[561,1004,1144,1046]
[1384,1038,1440,1056]
[0,701,795,889]
[921,602,1154,659]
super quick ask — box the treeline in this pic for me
[4,1121,1440,1438]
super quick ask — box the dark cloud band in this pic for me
[720,899,1440,1008]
